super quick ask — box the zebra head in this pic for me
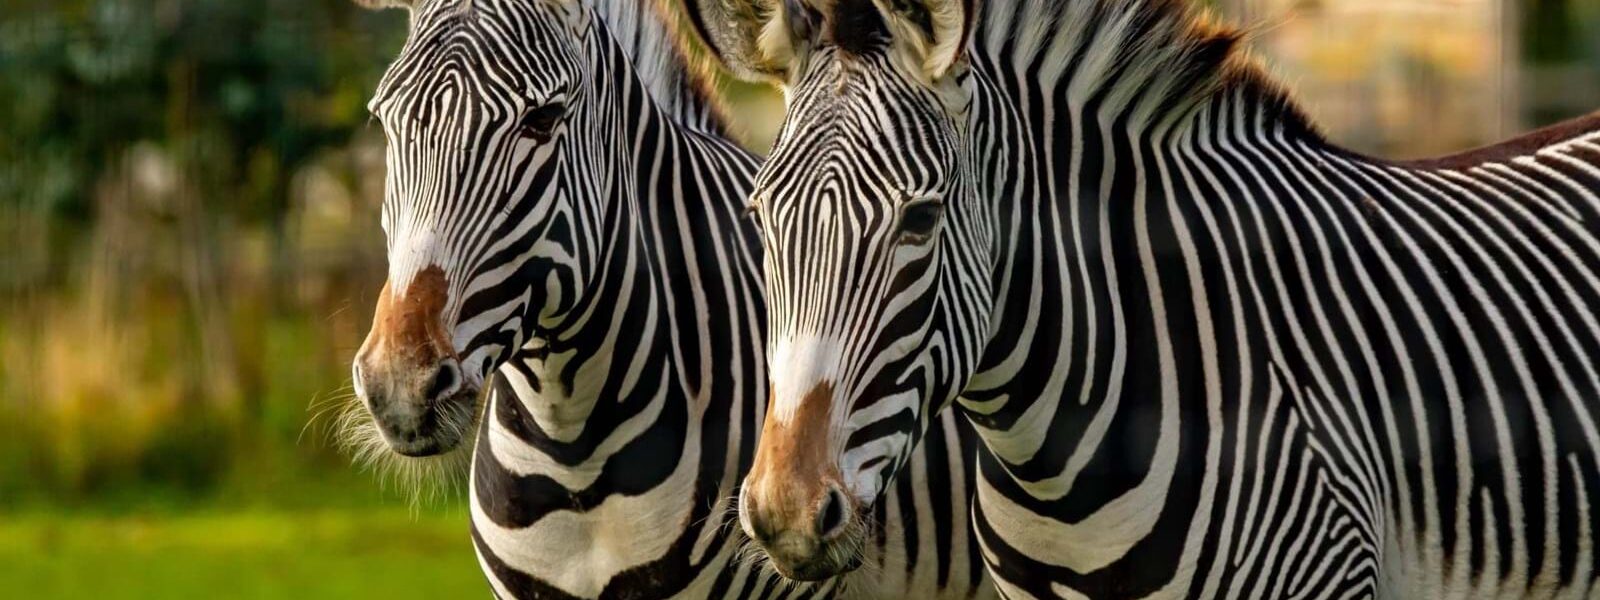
[349,0,599,459]
[690,0,983,581]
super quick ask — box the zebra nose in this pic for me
[740,476,862,580]
[352,353,384,409]
[425,359,462,403]
[815,485,849,540]
[750,487,862,581]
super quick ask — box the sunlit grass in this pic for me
[0,509,485,599]
[0,272,486,599]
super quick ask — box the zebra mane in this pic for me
[586,0,734,132]
[976,0,1321,139]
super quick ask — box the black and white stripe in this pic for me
[716,0,1600,597]
[360,0,992,597]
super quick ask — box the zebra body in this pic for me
[350,0,992,597]
[686,0,1600,597]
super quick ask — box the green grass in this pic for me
[0,509,487,599]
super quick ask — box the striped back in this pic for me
[694,0,1600,596]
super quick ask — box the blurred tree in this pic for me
[1522,0,1600,127]
[1525,0,1580,65]
[0,0,402,259]
[0,0,405,416]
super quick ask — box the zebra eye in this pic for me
[518,103,565,142]
[896,199,943,245]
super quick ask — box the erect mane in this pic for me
[590,0,736,133]
[975,0,1322,140]
[614,0,758,135]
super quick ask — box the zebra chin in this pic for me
[346,345,482,461]
[777,524,869,582]
[333,360,478,507]
[367,380,478,458]
[740,480,870,582]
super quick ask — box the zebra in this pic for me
[344,0,994,597]
[685,0,1600,597]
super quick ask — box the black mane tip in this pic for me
[828,0,891,55]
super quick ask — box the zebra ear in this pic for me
[874,0,976,80]
[683,0,814,83]
[352,0,414,10]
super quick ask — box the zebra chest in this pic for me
[472,405,710,599]
[476,343,730,598]
[506,344,654,443]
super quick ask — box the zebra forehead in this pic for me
[764,119,939,190]
[776,85,955,170]
[403,0,576,36]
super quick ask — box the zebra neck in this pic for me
[584,0,725,134]
[957,20,1367,481]
[949,3,1353,578]
[957,7,1600,592]
[492,16,762,453]
[469,21,767,596]
[959,0,1317,451]
[966,0,1299,135]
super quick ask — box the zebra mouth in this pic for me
[763,529,867,581]
[390,438,445,458]
[377,384,480,457]
[756,502,870,582]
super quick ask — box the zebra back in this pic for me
[688,0,1600,597]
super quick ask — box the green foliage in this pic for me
[0,0,405,218]
[0,0,411,512]
[1516,0,1593,65]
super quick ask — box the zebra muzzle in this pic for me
[741,383,866,581]
[352,265,476,457]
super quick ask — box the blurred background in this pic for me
[0,0,1595,598]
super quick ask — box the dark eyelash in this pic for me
[518,103,565,141]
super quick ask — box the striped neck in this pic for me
[952,2,1600,596]
[961,0,1323,428]
[968,0,1313,139]
[586,0,727,133]
[497,4,761,449]
[469,8,769,598]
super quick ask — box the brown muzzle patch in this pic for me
[745,381,840,537]
[358,265,455,375]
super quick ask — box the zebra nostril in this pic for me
[816,487,848,540]
[351,361,368,397]
[426,360,459,401]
